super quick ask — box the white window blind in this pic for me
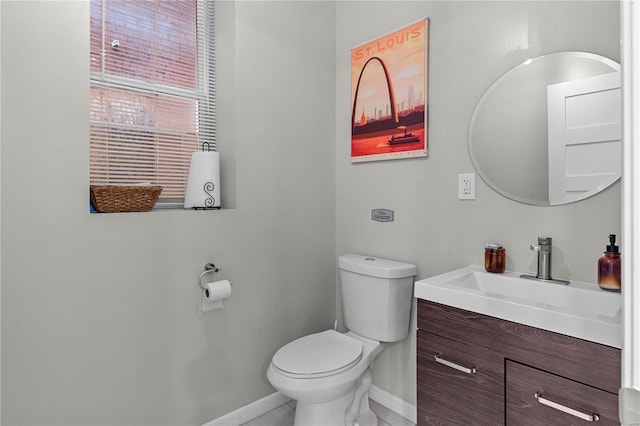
[90,0,215,203]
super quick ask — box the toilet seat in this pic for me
[272,330,363,379]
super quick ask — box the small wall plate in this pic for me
[372,209,394,222]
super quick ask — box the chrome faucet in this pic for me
[531,237,552,280]
[520,237,569,285]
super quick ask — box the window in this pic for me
[90,0,215,205]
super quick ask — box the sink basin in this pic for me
[414,266,622,348]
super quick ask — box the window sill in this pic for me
[89,203,229,213]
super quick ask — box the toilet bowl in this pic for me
[267,330,384,426]
[266,254,417,426]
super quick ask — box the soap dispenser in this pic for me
[598,234,621,292]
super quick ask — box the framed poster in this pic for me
[351,19,429,162]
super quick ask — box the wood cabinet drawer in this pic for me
[418,299,620,393]
[506,361,619,425]
[417,330,503,425]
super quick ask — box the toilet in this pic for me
[266,254,417,426]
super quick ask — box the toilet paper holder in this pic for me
[198,263,233,292]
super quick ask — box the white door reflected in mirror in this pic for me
[547,72,621,205]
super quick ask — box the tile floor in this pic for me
[240,398,415,426]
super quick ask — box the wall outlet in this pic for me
[458,173,476,200]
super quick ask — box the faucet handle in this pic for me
[538,237,552,245]
[531,237,551,252]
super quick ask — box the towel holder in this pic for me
[198,263,233,291]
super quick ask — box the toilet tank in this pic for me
[338,254,417,342]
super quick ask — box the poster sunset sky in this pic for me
[351,19,429,162]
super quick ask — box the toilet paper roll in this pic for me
[184,151,221,209]
[201,280,231,311]
[204,279,232,302]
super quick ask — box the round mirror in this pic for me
[469,52,621,206]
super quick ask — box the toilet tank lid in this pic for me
[338,254,417,279]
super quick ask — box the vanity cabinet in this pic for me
[417,299,621,425]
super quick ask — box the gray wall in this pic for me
[335,1,620,405]
[1,1,336,425]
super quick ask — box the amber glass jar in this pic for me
[485,244,505,273]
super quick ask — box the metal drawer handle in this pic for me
[434,354,477,374]
[534,393,600,422]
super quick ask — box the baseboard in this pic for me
[202,391,291,426]
[369,384,417,424]
[203,385,416,426]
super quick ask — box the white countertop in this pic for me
[414,265,622,348]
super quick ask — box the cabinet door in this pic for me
[506,361,619,425]
[417,330,503,425]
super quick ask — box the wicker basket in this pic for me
[90,185,163,213]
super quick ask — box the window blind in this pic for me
[90,0,215,202]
